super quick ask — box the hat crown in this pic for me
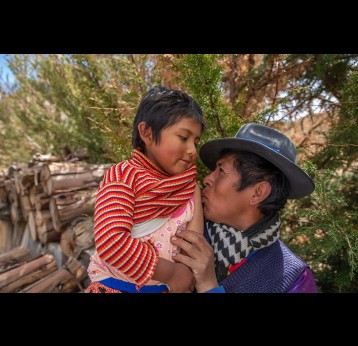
[237,123,297,164]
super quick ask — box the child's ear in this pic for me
[138,121,153,145]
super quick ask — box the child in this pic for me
[86,86,205,293]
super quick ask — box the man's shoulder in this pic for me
[275,240,308,265]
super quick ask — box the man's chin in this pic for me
[203,208,211,221]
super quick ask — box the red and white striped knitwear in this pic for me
[94,149,197,288]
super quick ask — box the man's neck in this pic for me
[233,209,263,232]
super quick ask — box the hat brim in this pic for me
[199,137,314,199]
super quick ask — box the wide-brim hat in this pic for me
[199,123,315,199]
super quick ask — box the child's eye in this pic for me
[179,135,188,141]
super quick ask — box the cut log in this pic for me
[27,211,37,241]
[19,193,32,220]
[43,172,99,195]
[0,178,11,221]
[10,203,25,224]
[20,257,87,293]
[46,242,67,267]
[0,246,31,272]
[34,193,50,211]
[11,222,26,249]
[35,209,53,229]
[0,204,10,221]
[6,178,25,228]
[60,225,76,259]
[41,162,110,176]
[0,178,8,204]
[13,166,39,195]
[21,226,43,258]
[38,229,60,244]
[7,164,27,179]
[29,184,45,209]
[40,162,110,195]
[0,219,12,253]
[49,189,96,232]
[0,254,56,291]
[4,179,17,205]
[60,216,94,257]
[1,259,57,293]
[31,153,61,163]
[35,210,59,244]
[78,248,95,273]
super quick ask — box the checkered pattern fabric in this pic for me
[206,214,280,282]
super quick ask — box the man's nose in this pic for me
[203,171,214,187]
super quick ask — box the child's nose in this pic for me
[187,141,197,155]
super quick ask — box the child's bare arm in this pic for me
[186,182,204,234]
[152,257,194,292]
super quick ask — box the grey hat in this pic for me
[199,123,315,199]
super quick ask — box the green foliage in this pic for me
[281,161,358,292]
[0,55,173,168]
[313,71,358,171]
[175,54,241,181]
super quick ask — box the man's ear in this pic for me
[138,121,152,145]
[250,181,272,205]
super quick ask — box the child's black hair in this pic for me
[132,86,206,151]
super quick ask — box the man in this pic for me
[171,123,317,293]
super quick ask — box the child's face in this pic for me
[146,117,202,176]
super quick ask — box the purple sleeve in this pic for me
[287,268,317,293]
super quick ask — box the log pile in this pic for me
[0,153,112,292]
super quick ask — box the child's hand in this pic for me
[166,263,195,293]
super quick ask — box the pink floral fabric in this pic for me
[88,197,194,286]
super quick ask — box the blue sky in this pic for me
[0,54,15,84]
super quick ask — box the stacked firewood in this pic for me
[0,154,112,292]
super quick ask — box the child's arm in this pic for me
[186,182,204,234]
[152,258,194,292]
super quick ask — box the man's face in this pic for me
[201,154,253,230]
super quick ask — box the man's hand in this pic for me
[171,230,218,293]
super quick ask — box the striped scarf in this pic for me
[128,149,197,222]
[206,213,280,282]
